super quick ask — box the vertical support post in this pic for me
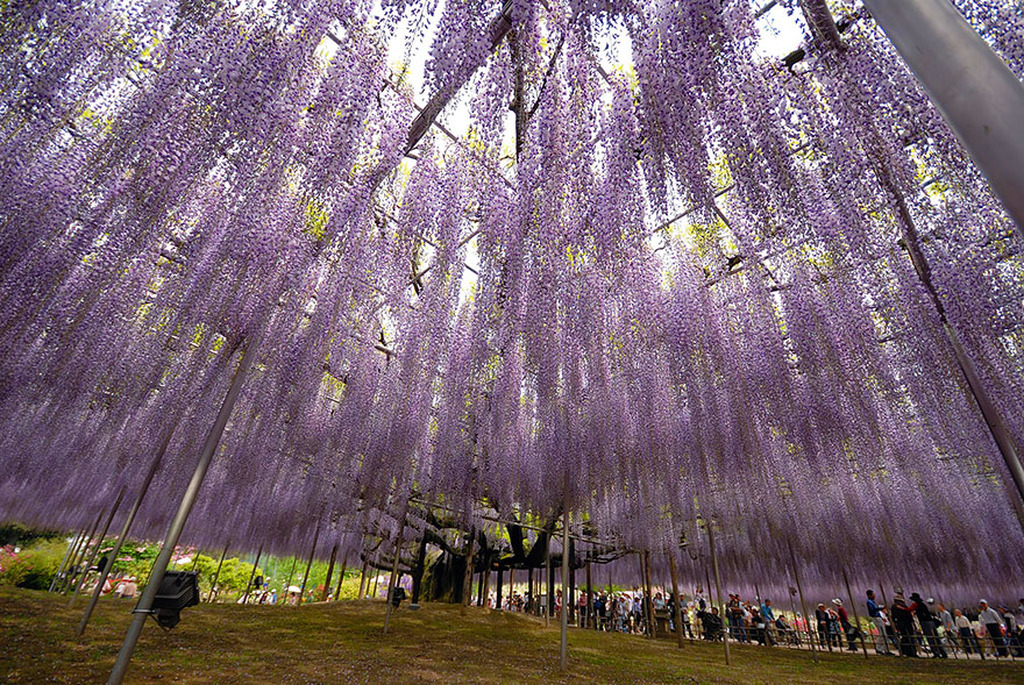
[508,568,515,609]
[207,544,229,603]
[298,520,322,606]
[335,553,348,601]
[496,563,504,611]
[241,543,264,605]
[873,160,1024,527]
[560,508,569,671]
[70,489,125,608]
[668,552,685,648]
[383,514,407,634]
[322,543,338,602]
[707,519,729,665]
[52,531,83,592]
[568,537,575,625]
[63,512,102,594]
[544,532,552,627]
[843,568,870,658]
[286,557,299,595]
[789,541,817,664]
[585,554,594,629]
[358,559,368,599]
[643,551,656,638]
[461,528,476,612]
[480,550,491,608]
[807,0,1024,531]
[107,333,259,685]
[528,567,534,613]
[862,0,1024,234]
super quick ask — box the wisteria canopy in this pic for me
[1,0,1023,602]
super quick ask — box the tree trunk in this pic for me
[496,563,504,611]
[411,533,428,604]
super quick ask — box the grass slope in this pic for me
[2,587,1022,684]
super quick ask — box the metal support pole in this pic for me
[78,439,171,635]
[789,541,817,664]
[358,559,368,599]
[52,531,83,593]
[707,520,729,665]
[287,557,299,596]
[63,512,102,594]
[335,553,348,601]
[585,555,594,629]
[899,184,1024,526]
[843,568,870,659]
[70,488,125,608]
[371,555,381,597]
[298,520,322,606]
[383,514,407,634]
[862,0,1024,234]
[241,544,263,605]
[544,532,551,628]
[668,552,685,648]
[322,543,338,602]
[508,567,515,610]
[58,532,85,594]
[807,0,1024,527]
[528,567,534,614]
[560,509,569,671]
[208,544,229,603]
[107,334,259,685]
[643,551,656,639]
[496,563,504,611]
[480,550,491,608]
[461,528,476,613]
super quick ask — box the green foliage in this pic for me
[111,541,161,585]
[213,558,262,595]
[0,546,31,587]
[0,538,67,589]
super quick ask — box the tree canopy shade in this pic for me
[1,0,1023,601]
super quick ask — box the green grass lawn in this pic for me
[2,586,1022,683]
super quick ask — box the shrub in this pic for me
[0,545,31,587]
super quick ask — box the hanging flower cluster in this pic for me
[0,0,1021,601]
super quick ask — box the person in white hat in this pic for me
[832,598,859,651]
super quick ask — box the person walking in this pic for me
[937,603,956,654]
[954,609,980,656]
[906,593,946,658]
[866,590,892,655]
[891,593,918,657]
[832,598,859,652]
[979,600,1008,657]
[760,598,776,646]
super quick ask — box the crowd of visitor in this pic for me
[63,547,1024,662]
[483,585,1024,660]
